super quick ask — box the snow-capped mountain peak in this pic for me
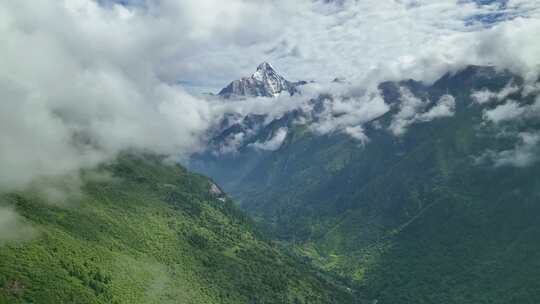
[252,62,277,81]
[218,62,304,99]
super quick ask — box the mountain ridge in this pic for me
[0,153,356,304]
[190,64,540,303]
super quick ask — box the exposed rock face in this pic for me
[209,182,223,195]
[218,62,304,98]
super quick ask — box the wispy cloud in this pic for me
[482,93,540,123]
[0,206,35,244]
[249,128,289,151]
[471,82,520,104]
[389,88,456,136]
[480,132,540,167]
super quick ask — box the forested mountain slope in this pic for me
[0,154,355,304]
[191,66,540,303]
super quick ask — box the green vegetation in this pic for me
[5,67,537,304]
[0,154,355,304]
[197,67,540,303]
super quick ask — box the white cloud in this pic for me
[0,1,228,192]
[418,94,456,121]
[522,81,540,97]
[184,0,540,90]
[483,100,526,123]
[344,125,369,145]
[471,82,520,104]
[206,80,391,143]
[389,87,429,135]
[0,207,35,244]
[215,132,246,155]
[482,94,540,124]
[309,88,390,138]
[249,128,288,151]
[0,0,539,196]
[478,94,540,167]
[471,89,498,104]
[484,132,540,167]
[390,91,456,136]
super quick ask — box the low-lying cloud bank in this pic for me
[0,1,222,192]
[1,0,540,239]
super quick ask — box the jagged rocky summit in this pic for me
[218,62,306,98]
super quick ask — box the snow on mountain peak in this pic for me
[218,62,303,98]
[252,62,279,81]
